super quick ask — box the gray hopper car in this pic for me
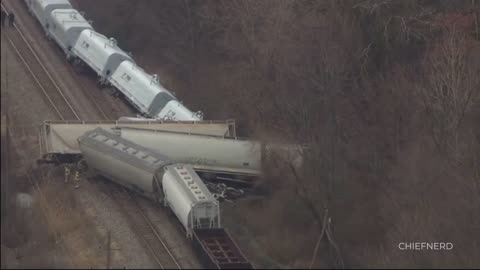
[78,127,220,237]
[114,127,305,179]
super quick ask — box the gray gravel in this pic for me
[6,0,136,121]
[73,179,158,269]
[137,196,203,269]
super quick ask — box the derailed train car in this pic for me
[78,127,168,200]
[193,228,253,269]
[78,128,253,268]
[162,164,220,238]
[113,126,305,181]
[78,127,220,237]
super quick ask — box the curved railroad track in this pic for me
[5,0,137,121]
[1,1,113,121]
[2,3,182,269]
[1,3,80,121]
[107,186,182,269]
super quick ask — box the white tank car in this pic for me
[109,61,202,121]
[72,29,133,83]
[115,127,305,177]
[157,99,203,121]
[24,0,72,31]
[115,118,237,137]
[46,9,92,59]
[162,164,220,238]
[78,127,170,201]
[78,128,220,237]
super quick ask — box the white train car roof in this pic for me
[50,9,91,34]
[73,29,133,77]
[164,164,216,203]
[38,119,236,157]
[162,164,220,236]
[115,127,305,176]
[109,61,174,114]
[116,127,262,176]
[156,99,202,121]
[26,0,72,27]
[78,127,170,173]
[29,0,72,9]
[49,9,92,50]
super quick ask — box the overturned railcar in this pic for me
[162,164,220,238]
[78,128,220,236]
[78,127,169,201]
[114,127,305,182]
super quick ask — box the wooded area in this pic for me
[74,0,480,268]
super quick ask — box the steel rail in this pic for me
[1,3,80,121]
[108,186,182,269]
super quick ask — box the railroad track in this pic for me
[1,4,80,121]
[2,4,173,267]
[4,0,126,121]
[1,6,77,267]
[1,3,176,268]
[108,186,182,269]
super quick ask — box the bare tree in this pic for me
[418,28,480,160]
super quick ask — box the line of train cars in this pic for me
[24,0,203,121]
[20,1,301,268]
[78,127,253,269]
